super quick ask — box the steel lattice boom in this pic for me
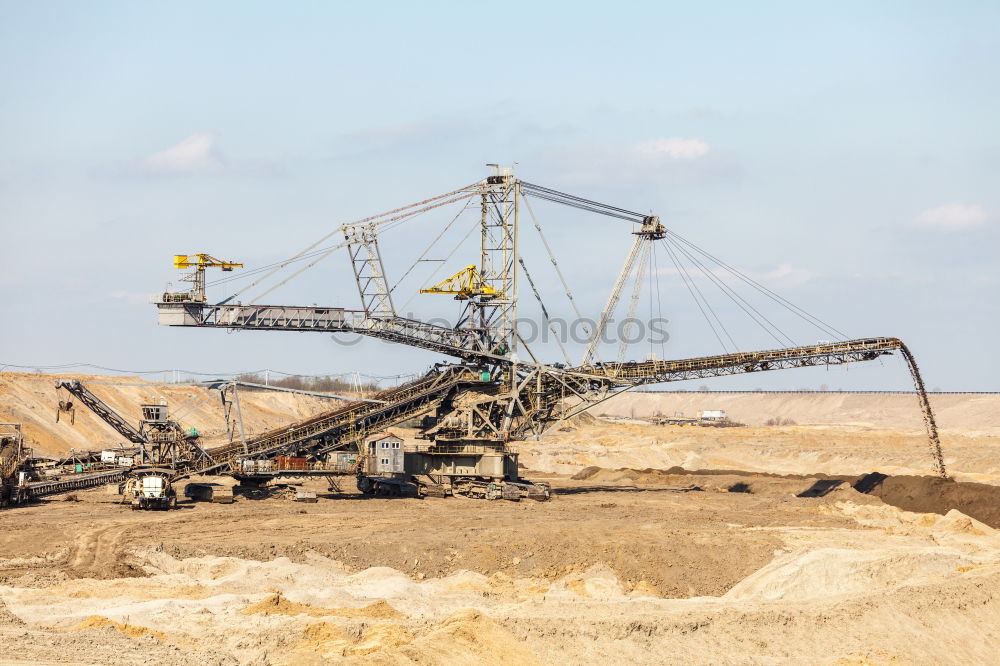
[572,337,900,385]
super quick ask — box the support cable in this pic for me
[245,243,349,304]
[651,241,664,360]
[585,237,643,364]
[389,199,472,294]
[521,191,641,222]
[520,194,597,359]
[396,216,482,313]
[247,196,471,304]
[618,241,651,363]
[662,239,734,353]
[218,186,480,304]
[171,389,218,423]
[668,231,847,341]
[668,236,796,348]
[519,257,573,365]
[208,244,341,287]
[520,182,646,222]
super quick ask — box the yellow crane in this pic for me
[419,265,496,300]
[173,253,243,272]
[169,254,243,303]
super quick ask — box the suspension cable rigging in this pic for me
[668,230,847,341]
[667,236,796,348]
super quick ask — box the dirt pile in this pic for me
[570,465,852,496]
[723,546,979,602]
[74,614,167,642]
[571,465,1000,528]
[0,598,24,626]
[281,609,541,664]
[382,609,542,664]
[245,593,403,619]
[871,475,1000,528]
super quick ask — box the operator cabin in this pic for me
[367,432,404,474]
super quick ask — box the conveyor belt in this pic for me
[179,366,489,478]
[26,469,127,498]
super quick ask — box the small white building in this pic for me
[697,410,727,421]
[367,431,404,474]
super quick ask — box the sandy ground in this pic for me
[515,419,1000,484]
[599,390,1000,435]
[1,469,1000,665]
[2,375,1000,663]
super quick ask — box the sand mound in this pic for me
[74,615,166,642]
[244,593,403,619]
[560,412,604,430]
[570,466,685,484]
[724,546,978,602]
[345,599,404,619]
[243,593,326,617]
[286,610,537,664]
[830,503,999,542]
[571,465,602,480]
[348,622,415,656]
[557,564,627,600]
[0,598,25,626]
[289,611,535,664]
[376,609,542,665]
[286,622,353,662]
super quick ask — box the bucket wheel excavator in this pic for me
[152,167,947,500]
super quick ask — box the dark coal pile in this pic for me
[869,475,1000,528]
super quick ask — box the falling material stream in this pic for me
[898,343,947,478]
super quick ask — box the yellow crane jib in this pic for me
[420,265,497,300]
[164,253,243,303]
[173,254,244,272]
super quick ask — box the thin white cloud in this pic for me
[761,263,818,287]
[656,262,818,287]
[914,203,986,231]
[144,132,221,173]
[110,290,151,305]
[635,137,709,159]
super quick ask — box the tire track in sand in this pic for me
[64,523,138,578]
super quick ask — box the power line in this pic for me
[0,361,419,382]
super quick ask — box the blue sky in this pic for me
[1,1,997,390]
